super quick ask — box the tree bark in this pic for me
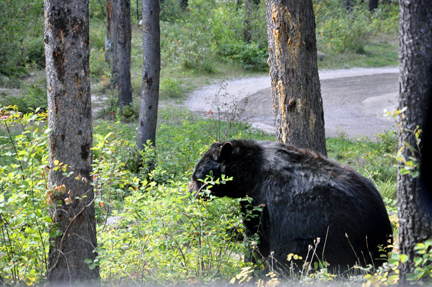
[397,0,432,281]
[112,0,119,87]
[115,0,133,110]
[105,0,112,66]
[137,0,160,159]
[244,0,260,43]
[345,0,353,11]
[244,0,253,43]
[44,0,99,284]
[369,0,379,11]
[180,0,188,10]
[265,0,327,156]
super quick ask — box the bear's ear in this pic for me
[219,142,233,160]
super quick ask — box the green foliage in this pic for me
[317,11,372,54]
[314,0,399,54]
[92,126,140,217]
[363,252,402,286]
[326,131,398,198]
[160,0,187,22]
[89,21,107,51]
[160,78,184,99]
[314,0,399,69]
[0,106,50,285]
[23,37,45,70]
[219,42,268,71]
[406,239,432,283]
[0,0,44,77]
[0,79,47,114]
[94,178,250,285]
[89,0,107,21]
[160,0,268,74]
[90,48,110,78]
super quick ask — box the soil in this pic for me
[185,67,399,140]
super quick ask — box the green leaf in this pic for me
[399,254,408,263]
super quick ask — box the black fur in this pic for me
[189,140,393,273]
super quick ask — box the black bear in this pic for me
[189,140,393,274]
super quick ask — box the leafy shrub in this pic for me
[326,131,398,199]
[160,0,186,22]
[0,107,50,285]
[89,21,106,51]
[90,48,110,78]
[160,78,184,99]
[0,1,43,76]
[248,0,268,50]
[317,10,373,54]
[0,76,22,89]
[24,37,45,69]
[210,3,244,50]
[89,0,106,20]
[94,181,250,285]
[162,21,216,73]
[0,80,47,114]
[219,42,268,71]
[314,0,399,54]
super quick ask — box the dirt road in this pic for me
[185,67,399,139]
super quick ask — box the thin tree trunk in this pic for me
[244,0,260,43]
[137,0,160,161]
[180,0,188,9]
[397,0,432,281]
[112,0,119,88]
[244,0,253,43]
[44,0,99,284]
[265,0,327,155]
[116,0,133,110]
[369,0,379,11]
[105,0,112,66]
[345,0,353,11]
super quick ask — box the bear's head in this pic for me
[189,141,252,198]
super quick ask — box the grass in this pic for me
[317,32,398,70]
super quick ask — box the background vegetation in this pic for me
[0,0,408,285]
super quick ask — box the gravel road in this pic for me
[185,67,399,139]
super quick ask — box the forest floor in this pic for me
[185,67,399,140]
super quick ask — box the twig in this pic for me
[124,269,141,287]
[47,192,96,275]
[3,121,25,179]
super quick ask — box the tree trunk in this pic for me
[115,0,133,110]
[137,0,160,160]
[112,0,119,88]
[244,0,253,43]
[345,0,353,11]
[180,0,188,9]
[244,0,260,43]
[265,0,327,156]
[44,0,99,284]
[397,0,432,281]
[369,0,379,11]
[105,0,112,66]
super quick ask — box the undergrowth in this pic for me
[0,103,405,286]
